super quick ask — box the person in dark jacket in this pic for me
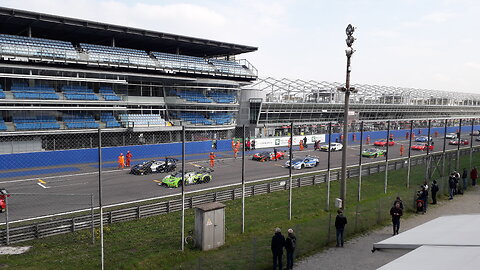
[471,167,478,186]
[390,202,403,235]
[448,174,456,200]
[393,196,404,210]
[285,228,296,270]
[271,227,285,270]
[431,180,439,204]
[462,168,468,191]
[335,209,347,247]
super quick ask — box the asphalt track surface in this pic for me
[0,133,476,222]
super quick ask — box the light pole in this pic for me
[338,24,357,209]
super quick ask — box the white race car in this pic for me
[285,156,319,169]
[320,142,343,152]
[445,133,457,139]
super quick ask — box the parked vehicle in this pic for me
[130,158,178,175]
[284,156,319,169]
[252,151,285,162]
[411,143,434,151]
[361,148,386,158]
[160,167,213,188]
[374,139,395,147]
[320,142,343,151]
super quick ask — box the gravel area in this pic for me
[295,185,480,270]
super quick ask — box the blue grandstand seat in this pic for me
[151,52,215,73]
[63,113,99,129]
[207,92,236,103]
[0,85,5,99]
[9,84,59,100]
[0,34,78,60]
[208,58,251,76]
[0,117,7,131]
[62,86,99,100]
[98,87,122,101]
[173,112,213,125]
[175,90,213,103]
[209,112,234,125]
[100,112,122,128]
[80,43,155,67]
[12,115,60,130]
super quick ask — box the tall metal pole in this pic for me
[5,191,9,245]
[357,121,364,201]
[340,23,356,209]
[426,120,432,181]
[457,119,462,170]
[289,122,293,220]
[241,125,246,233]
[384,121,390,193]
[91,193,94,245]
[470,119,474,170]
[407,120,413,188]
[181,126,185,251]
[442,119,447,177]
[327,122,332,210]
[98,128,104,270]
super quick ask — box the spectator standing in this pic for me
[431,180,439,204]
[421,185,428,213]
[273,148,278,161]
[462,168,468,191]
[117,153,125,169]
[393,196,404,210]
[271,228,285,270]
[212,139,217,150]
[335,209,347,247]
[125,151,133,167]
[251,139,256,150]
[448,173,456,200]
[471,167,478,186]
[303,136,308,148]
[390,202,403,235]
[285,228,296,270]
[454,171,461,195]
[405,132,409,140]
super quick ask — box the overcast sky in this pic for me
[2,0,480,93]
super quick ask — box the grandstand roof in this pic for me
[0,7,257,57]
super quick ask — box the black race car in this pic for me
[130,158,178,175]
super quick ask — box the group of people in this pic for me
[271,227,297,270]
[449,167,478,199]
[117,151,133,169]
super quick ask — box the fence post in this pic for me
[137,206,141,219]
[71,218,76,232]
[167,201,170,213]
[91,193,94,245]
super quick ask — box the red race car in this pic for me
[411,143,434,151]
[449,139,469,145]
[252,151,285,162]
[0,188,9,213]
[374,139,395,147]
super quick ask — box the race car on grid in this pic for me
[361,148,386,158]
[449,139,469,145]
[320,142,343,151]
[0,188,9,213]
[445,133,457,139]
[415,136,433,142]
[252,151,285,162]
[130,158,178,175]
[284,156,319,170]
[160,167,213,188]
[411,143,434,151]
[373,139,395,147]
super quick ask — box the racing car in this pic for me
[415,136,433,142]
[284,156,319,169]
[449,139,469,145]
[252,151,285,162]
[160,167,213,188]
[0,188,9,213]
[411,143,434,151]
[130,158,178,175]
[361,148,386,158]
[373,139,395,147]
[320,142,343,151]
[445,133,457,139]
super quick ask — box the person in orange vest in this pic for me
[118,153,125,169]
[434,131,439,138]
[209,152,216,168]
[411,133,415,140]
[406,132,409,140]
[233,146,239,159]
[299,140,304,151]
[366,135,371,145]
[231,138,236,151]
[235,140,240,151]
[389,133,394,142]
[400,145,405,156]
[125,151,133,167]
[340,134,344,143]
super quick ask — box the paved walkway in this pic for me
[295,185,480,270]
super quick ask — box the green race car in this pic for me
[160,168,213,188]
[361,148,386,158]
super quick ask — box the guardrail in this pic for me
[0,147,476,245]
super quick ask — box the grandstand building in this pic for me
[0,7,257,153]
[240,77,480,137]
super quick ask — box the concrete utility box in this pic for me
[194,202,225,251]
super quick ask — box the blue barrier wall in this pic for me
[1,124,479,171]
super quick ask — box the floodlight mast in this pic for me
[339,24,356,210]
